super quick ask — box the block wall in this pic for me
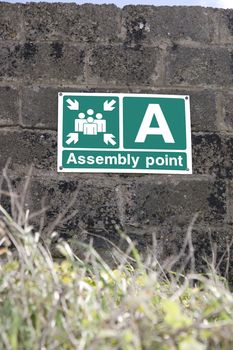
[1,3,233,274]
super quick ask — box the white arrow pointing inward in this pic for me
[66,133,79,145]
[104,133,116,146]
[103,99,116,111]
[67,98,79,110]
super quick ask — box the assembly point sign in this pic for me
[57,93,192,174]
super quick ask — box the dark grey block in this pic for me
[21,86,58,130]
[0,86,19,125]
[134,224,233,279]
[0,3,22,41]
[88,45,161,86]
[23,4,121,43]
[218,9,233,44]
[165,46,233,87]
[188,90,218,132]
[0,43,21,80]
[192,133,233,179]
[28,177,121,236]
[222,92,233,131]
[0,129,57,172]
[122,177,227,228]
[123,5,218,45]
[0,42,85,83]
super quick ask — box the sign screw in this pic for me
[186,168,189,171]
[59,166,63,170]
[185,96,189,100]
[59,92,63,96]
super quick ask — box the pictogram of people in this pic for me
[95,113,106,132]
[75,112,86,132]
[83,117,98,135]
[74,109,107,136]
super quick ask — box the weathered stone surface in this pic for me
[218,9,233,44]
[0,43,20,80]
[192,133,233,178]
[133,224,233,278]
[122,177,228,228]
[0,4,22,41]
[0,175,27,221]
[190,226,233,280]
[188,90,218,132]
[28,177,121,238]
[123,6,218,45]
[21,86,58,129]
[0,42,85,82]
[165,45,233,87]
[0,86,19,125]
[23,4,121,43]
[0,3,233,276]
[222,92,233,131]
[0,129,57,173]
[88,45,161,86]
[227,181,233,225]
[173,90,218,132]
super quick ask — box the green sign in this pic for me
[58,93,192,174]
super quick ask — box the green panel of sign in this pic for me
[58,93,192,174]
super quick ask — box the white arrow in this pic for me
[66,98,79,110]
[66,133,79,145]
[103,99,116,111]
[104,133,116,146]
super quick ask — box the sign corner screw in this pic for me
[59,166,63,170]
[59,92,63,96]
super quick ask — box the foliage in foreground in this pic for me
[0,205,233,350]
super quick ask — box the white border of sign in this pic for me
[58,93,192,174]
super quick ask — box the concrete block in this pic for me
[0,175,33,222]
[21,86,58,129]
[28,177,121,236]
[165,45,232,87]
[218,9,233,44]
[136,224,233,278]
[192,133,233,179]
[23,42,85,83]
[122,177,227,228]
[0,3,22,41]
[123,5,218,45]
[227,181,233,225]
[0,129,57,173]
[88,45,161,86]
[188,90,218,132]
[0,43,20,80]
[0,86,19,125]
[23,3,121,43]
[0,42,85,82]
[190,226,233,280]
[222,92,233,131]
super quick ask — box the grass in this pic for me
[0,204,233,350]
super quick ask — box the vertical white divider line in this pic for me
[185,96,192,174]
[119,94,124,150]
[57,93,64,171]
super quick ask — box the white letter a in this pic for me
[67,152,77,164]
[135,104,175,143]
